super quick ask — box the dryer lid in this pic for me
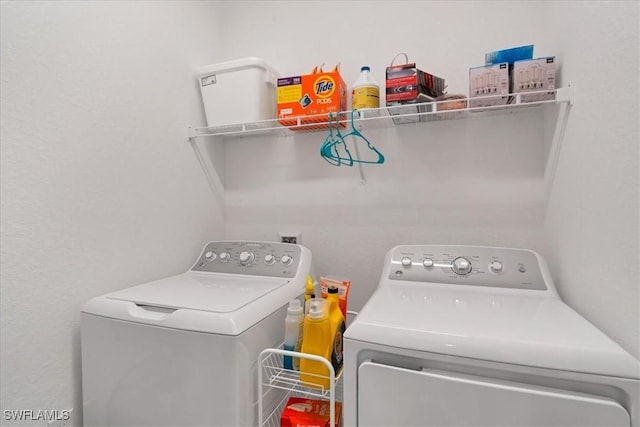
[345,283,640,379]
[105,272,289,313]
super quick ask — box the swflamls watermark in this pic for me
[3,409,72,421]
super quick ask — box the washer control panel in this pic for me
[388,245,547,290]
[191,241,302,278]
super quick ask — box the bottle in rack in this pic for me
[352,66,380,110]
[283,299,304,371]
[299,298,332,389]
[305,275,315,302]
[299,296,344,389]
[326,286,346,376]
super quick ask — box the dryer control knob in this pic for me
[219,252,231,263]
[205,251,217,262]
[401,257,412,267]
[281,254,293,266]
[264,254,276,265]
[489,260,504,273]
[451,257,472,275]
[239,251,255,266]
[423,258,434,268]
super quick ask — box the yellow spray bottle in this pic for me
[304,275,315,302]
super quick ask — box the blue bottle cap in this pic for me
[361,66,370,71]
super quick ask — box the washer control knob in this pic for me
[239,251,255,266]
[423,258,434,268]
[451,257,472,275]
[219,252,231,263]
[489,260,504,273]
[401,257,412,267]
[205,251,217,262]
[281,254,293,266]
[264,254,276,265]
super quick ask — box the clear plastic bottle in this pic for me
[352,66,380,110]
[283,299,304,371]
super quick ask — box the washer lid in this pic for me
[106,272,289,313]
[81,271,300,335]
[345,283,640,379]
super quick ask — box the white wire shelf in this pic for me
[188,87,573,139]
[258,346,343,427]
[187,87,573,209]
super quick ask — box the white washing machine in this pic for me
[344,245,640,426]
[81,241,312,426]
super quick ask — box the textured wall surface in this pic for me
[1,2,223,423]
[1,1,638,425]
[219,1,551,323]
[543,1,640,358]
[219,0,639,358]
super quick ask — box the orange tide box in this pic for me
[319,276,350,319]
[280,397,342,427]
[277,70,347,131]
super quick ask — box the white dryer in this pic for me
[81,241,312,426]
[344,245,639,426]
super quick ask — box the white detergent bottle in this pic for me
[283,299,304,370]
[352,66,380,111]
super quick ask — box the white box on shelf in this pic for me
[469,63,510,109]
[513,57,556,103]
[196,57,280,127]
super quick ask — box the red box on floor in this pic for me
[280,397,342,427]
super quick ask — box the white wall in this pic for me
[218,1,553,313]
[543,1,640,358]
[0,1,223,423]
[219,1,639,357]
[1,1,637,425]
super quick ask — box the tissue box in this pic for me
[280,397,342,427]
[277,69,347,131]
[513,57,556,103]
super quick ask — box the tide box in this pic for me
[280,397,342,427]
[385,62,445,124]
[319,276,350,319]
[513,57,556,103]
[469,62,510,109]
[277,70,347,131]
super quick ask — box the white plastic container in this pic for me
[352,66,380,110]
[283,299,304,371]
[196,57,280,127]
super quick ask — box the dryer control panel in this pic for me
[388,245,547,290]
[191,241,303,278]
